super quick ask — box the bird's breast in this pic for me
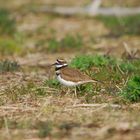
[56,75,78,87]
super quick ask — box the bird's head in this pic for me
[52,59,68,69]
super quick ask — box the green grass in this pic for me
[97,14,140,36]
[0,60,20,73]
[0,9,16,36]
[120,75,140,102]
[70,55,111,71]
[119,61,137,73]
[70,55,140,73]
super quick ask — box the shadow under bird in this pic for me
[52,59,99,96]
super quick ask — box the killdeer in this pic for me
[52,59,97,96]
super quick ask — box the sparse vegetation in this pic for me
[37,121,52,138]
[97,14,140,36]
[37,34,83,53]
[0,39,21,55]
[48,34,83,52]
[60,34,82,49]
[0,60,19,73]
[59,121,80,133]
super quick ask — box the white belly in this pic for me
[57,75,78,87]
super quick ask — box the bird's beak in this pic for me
[51,63,55,66]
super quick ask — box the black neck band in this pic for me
[55,65,67,71]
[56,72,60,76]
[55,67,61,71]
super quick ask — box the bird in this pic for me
[52,59,98,96]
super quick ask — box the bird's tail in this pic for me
[92,79,104,84]
[79,79,103,85]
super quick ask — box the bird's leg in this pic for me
[74,86,77,98]
[65,87,70,95]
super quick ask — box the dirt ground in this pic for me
[0,0,140,140]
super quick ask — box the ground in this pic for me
[0,0,140,140]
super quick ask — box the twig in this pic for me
[123,42,132,56]
[32,86,59,93]
[124,76,129,87]
[0,106,38,111]
[116,64,124,75]
[71,103,121,108]
[115,85,122,92]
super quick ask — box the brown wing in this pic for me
[61,67,92,82]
